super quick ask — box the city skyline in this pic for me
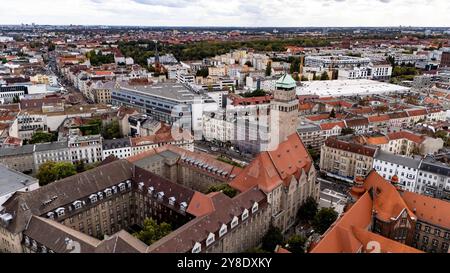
[2,0,450,28]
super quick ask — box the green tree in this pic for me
[206,183,238,198]
[286,235,306,253]
[320,71,330,80]
[329,108,336,118]
[434,130,448,142]
[265,61,272,76]
[29,131,55,144]
[262,225,284,252]
[297,196,318,222]
[312,208,338,234]
[133,218,172,245]
[102,121,122,140]
[196,67,209,77]
[12,95,20,103]
[341,127,355,135]
[87,50,114,66]
[74,160,85,173]
[307,148,319,163]
[36,161,77,186]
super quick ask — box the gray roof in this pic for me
[375,150,421,169]
[0,164,38,197]
[34,141,68,152]
[102,138,131,150]
[114,82,196,102]
[0,145,34,157]
[297,123,321,133]
[419,156,450,176]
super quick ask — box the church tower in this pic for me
[270,74,299,145]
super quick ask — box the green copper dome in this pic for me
[276,74,297,90]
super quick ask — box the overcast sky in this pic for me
[2,0,450,27]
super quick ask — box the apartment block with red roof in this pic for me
[311,170,450,253]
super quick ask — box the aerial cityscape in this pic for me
[1,0,450,258]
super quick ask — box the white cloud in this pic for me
[0,0,449,27]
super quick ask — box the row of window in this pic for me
[192,202,259,253]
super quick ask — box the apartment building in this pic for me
[320,136,377,182]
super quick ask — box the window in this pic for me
[90,194,98,203]
[231,216,238,229]
[423,236,429,244]
[206,232,215,246]
[105,188,112,197]
[98,192,103,200]
[192,242,201,253]
[219,224,227,237]
[241,209,249,221]
[169,197,176,206]
[180,202,187,212]
[73,201,82,210]
[432,239,438,247]
[252,202,258,213]
[119,183,126,191]
[442,242,449,251]
[425,226,431,233]
[56,208,65,217]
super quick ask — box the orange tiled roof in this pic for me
[351,226,423,253]
[319,121,346,130]
[387,131,424,144]
[311,191,373,253]
[368,115,390,123]
[401,191,450,229]
[186,192,215,217]
[365,136,389,145]
[407,109,428,117]
[362,171,416,222]
[229,133,312,193]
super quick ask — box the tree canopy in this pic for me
[29,131,57,144]
[87,50,114,66]
[206,183,238,198]
[133,218,172,245]
[286,235,307,253]
[297,196,319,222]
[312,208,338,234]
[36,161,77,186]
[262,225,284,252]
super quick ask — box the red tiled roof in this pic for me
[230,133,312,193]
[324,137,377,157]
[387,131,424,144]
[319,121,346,130]
[402,191,450,229]
[368,115,390,123]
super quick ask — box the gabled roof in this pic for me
[311,192,373,253]
[319,121,346,131]
[401,191,450,229]
[368,115,390,123]
[362,171,416,222]
[229,133,312,193]
[387,131,424,144]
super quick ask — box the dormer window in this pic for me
[219,224,227,237]
[112,186,118,194]
[241,209,249,221]
[148,186,154,195]
[206,232,215,246]
[47,212,55,219]
[104,188,112,197]
[41,246,47,253]
[169,196,176,206]
[119,183,126,191]
[231,216,238,229]
[73,200,82,210]
[138,182,144,191]
[31,240,38,251]
[126,180,132,189]
[90,194,98,203]
[24,236,30,246]
[55,208,65,217]
[180,202,187,212]
[192,242,201,253]
[158,192,164,200]
[252,202,258,213]
[98,192,103,200]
